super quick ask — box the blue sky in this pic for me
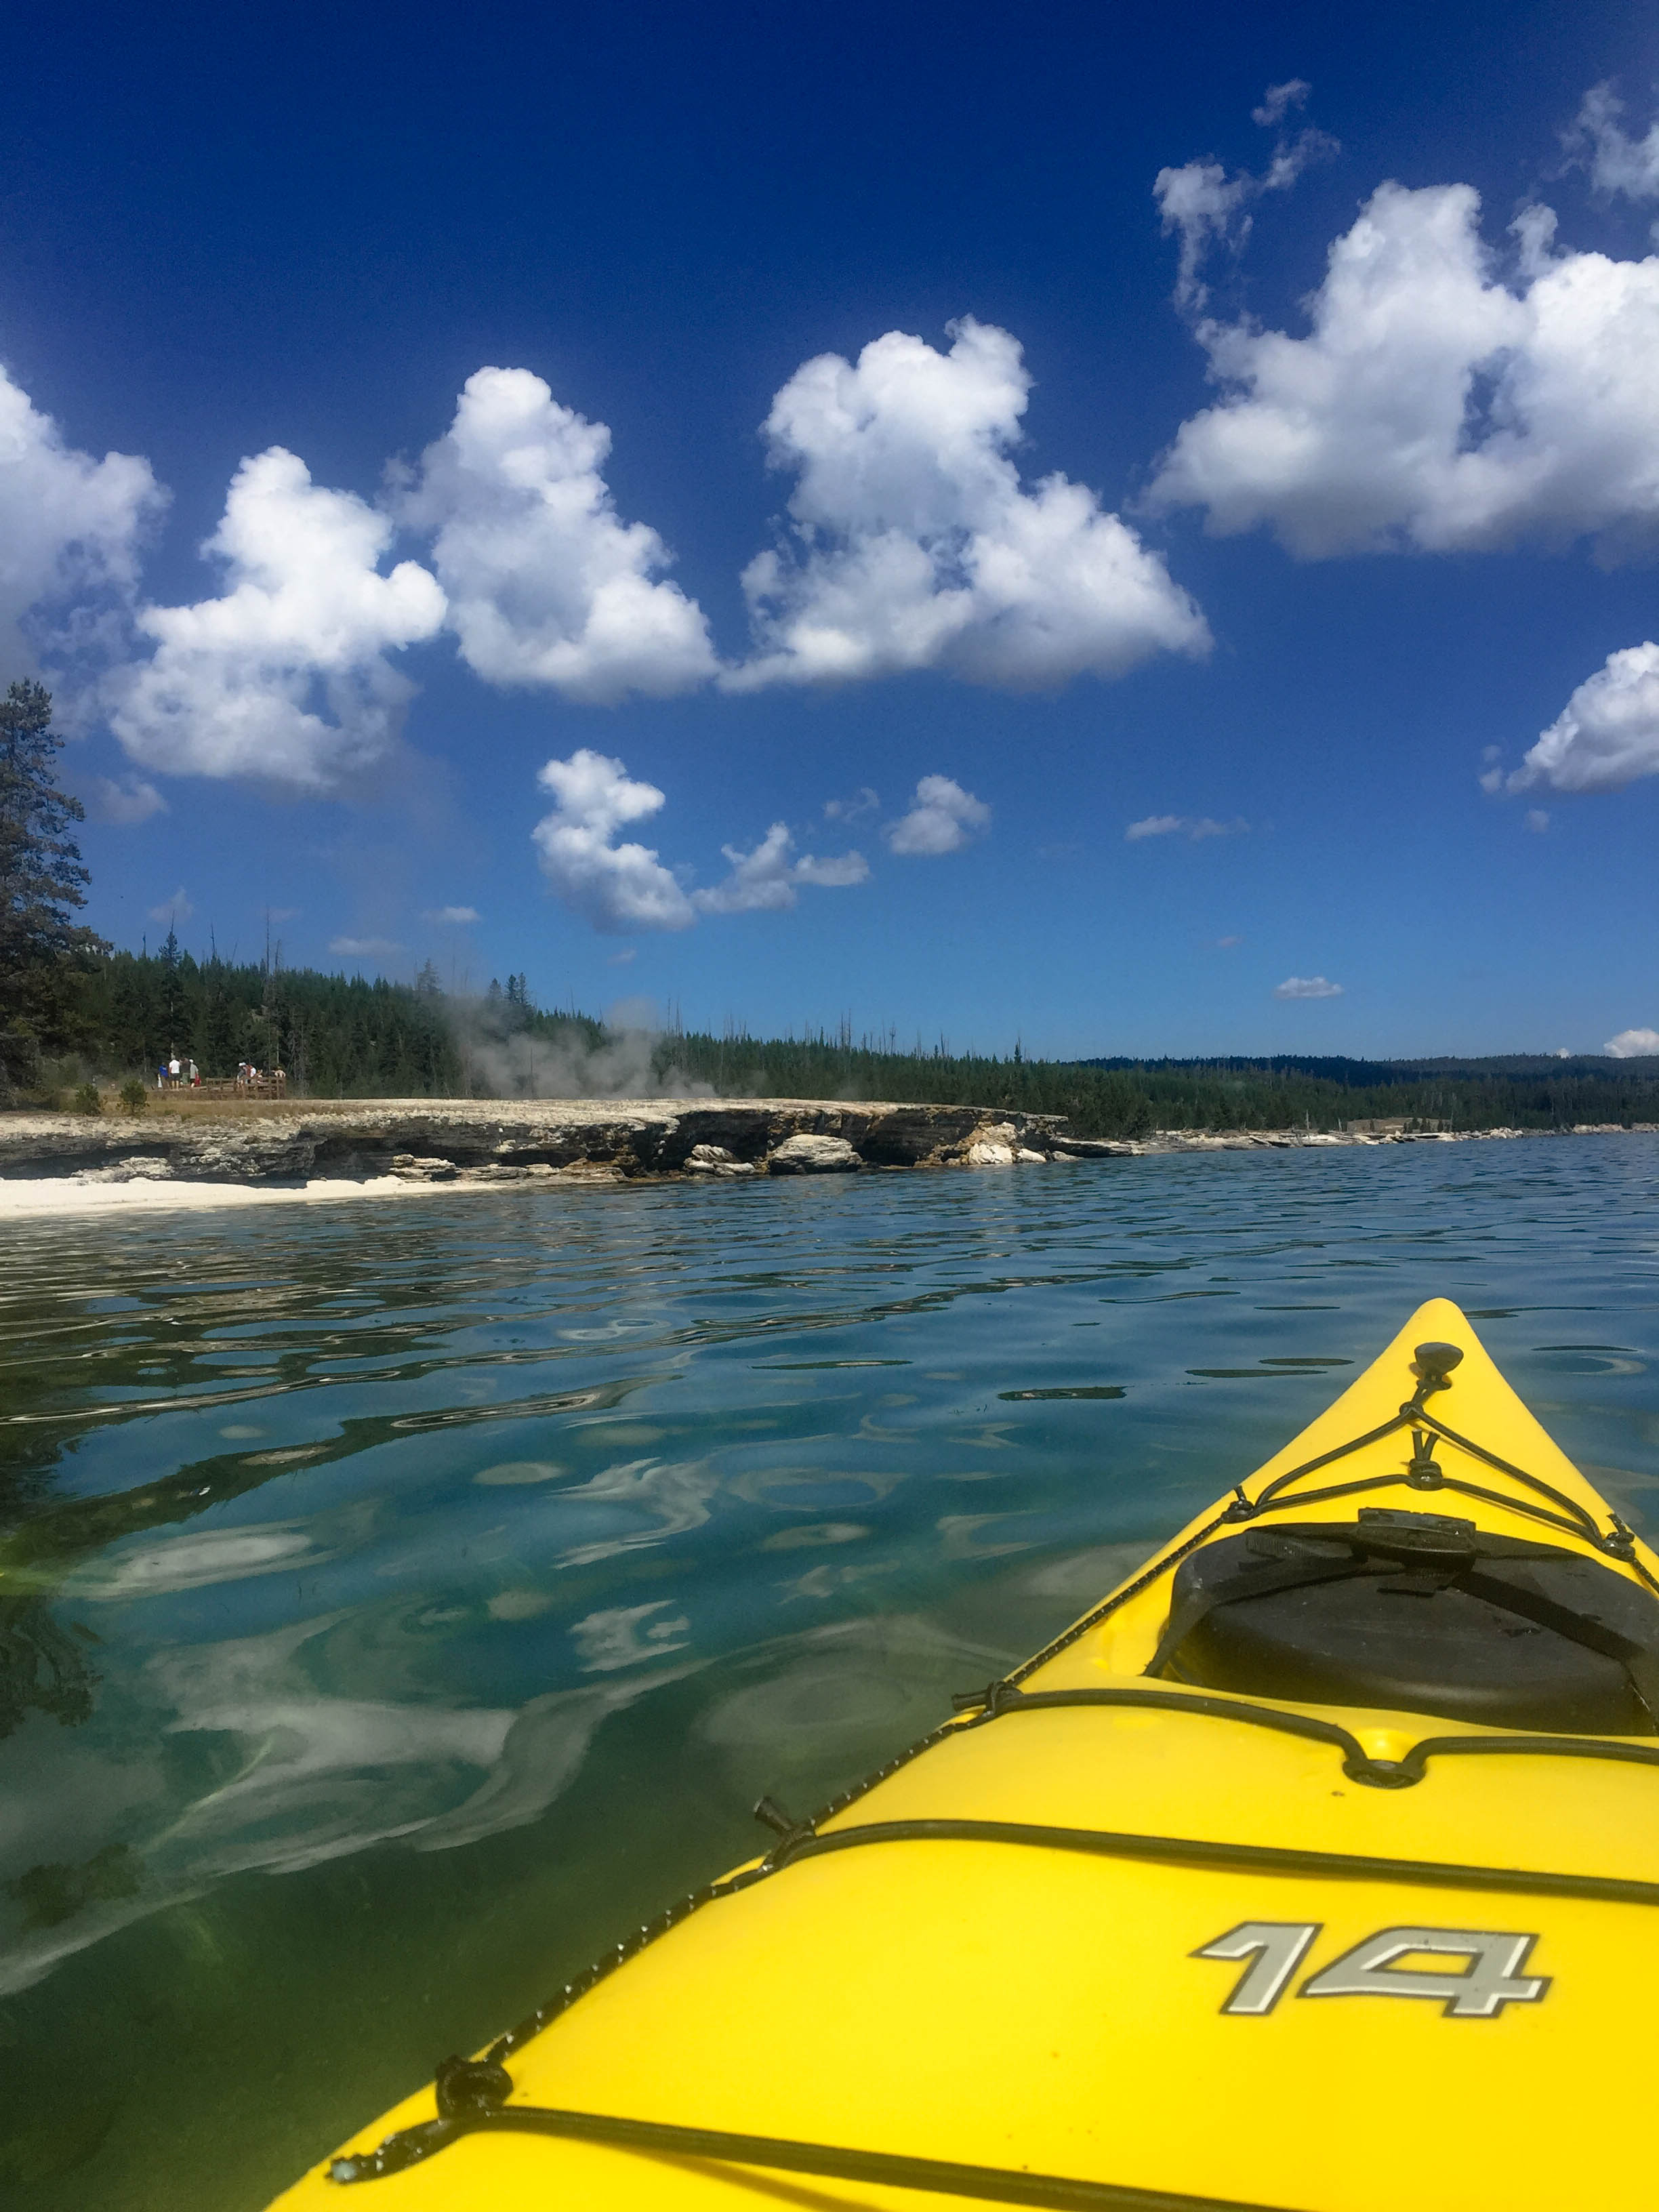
[6,0,1659,1058]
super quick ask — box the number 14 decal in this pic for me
[1195,1921,1550,2020]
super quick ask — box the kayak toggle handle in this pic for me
[1412,1342,1463,1391]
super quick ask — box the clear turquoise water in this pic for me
[3,1138,1658,2207]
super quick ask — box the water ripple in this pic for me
[1,1141,1658,2205]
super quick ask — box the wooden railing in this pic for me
[160,1073,289,1097]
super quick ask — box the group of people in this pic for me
[152,1056,287,1091]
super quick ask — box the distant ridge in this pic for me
[1078,1053,1659,1082]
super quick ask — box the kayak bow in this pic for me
[272,1299,1659,2212]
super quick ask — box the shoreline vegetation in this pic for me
[7,943,1659,1141]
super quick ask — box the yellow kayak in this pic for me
[272,1298,1659,2212]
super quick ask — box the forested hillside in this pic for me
[78,942,463,1096]
[1077,1053,1659,1134]
[56,943,609,1101]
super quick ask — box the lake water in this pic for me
[3,1136,1658,2208]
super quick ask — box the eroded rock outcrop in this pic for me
[1,1099,1550,1197]
[0,1099,1078,1190]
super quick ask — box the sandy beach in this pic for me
[0,1172,497,1220]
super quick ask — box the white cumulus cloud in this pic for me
[425,904,479,924]
[0,361,164,676]
[884,775,991,857]
[824,785,879,821]
[330,935,403,960]
[1511,642,1659,792]
[147,886,193,925]
[1149,176,1659,559]
[1253,81,1312,130]
[1156,84,1338,311]
[726,319,1208,691]
[1155,163,1256,312]
[1605,1027,1659,1057]
[1565,84,1659,205]
[110,449,446,789]
[693,823,868,914]
[532,750,870,931]
[1274,975,1343,999]
[395,367,716,703]
[532,749,695,933]
[83,771,167,824]
[1125,813,1248,840]
[795,849,869,888]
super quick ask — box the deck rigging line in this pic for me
[330,2070,1293,2206]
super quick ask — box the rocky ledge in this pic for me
[6,1103,1626,1193]
[0,1098,1106,1189]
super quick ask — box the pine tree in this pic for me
[0,680,108,1093]
[197,960,239,1076]
[158,925,187,1050]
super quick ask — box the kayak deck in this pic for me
[273,1300,1659,2212]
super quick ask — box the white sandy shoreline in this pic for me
[0,1125,1618,1220]
[0,1108,1645,1221]
[0,1173,506,1219]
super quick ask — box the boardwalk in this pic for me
[161,1071,289,1099]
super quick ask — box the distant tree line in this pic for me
[655,1029,1659,1137]
[8,941,617,1101]
[659,1027,1160,1137]
[10,945,1659,1130]
[1078,1053,1659,1134]
[81,940,465,1096]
